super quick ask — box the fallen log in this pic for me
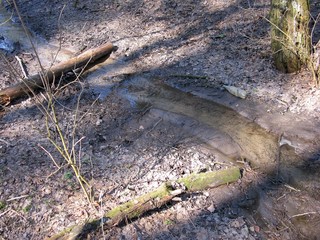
[47,166,241,240]
[0,42,117,107]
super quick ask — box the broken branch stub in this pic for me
[0,42,117,107]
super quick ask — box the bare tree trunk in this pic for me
[270,0,310,73]
[311,40,320,85]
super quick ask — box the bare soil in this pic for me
[1,0,320,239]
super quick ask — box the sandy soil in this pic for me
[1,0,320,239]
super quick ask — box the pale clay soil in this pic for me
[0,0,320,240]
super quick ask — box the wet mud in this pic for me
[1,0,320,239]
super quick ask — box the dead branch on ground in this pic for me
[47,166,241,240]
[0,42,117,107]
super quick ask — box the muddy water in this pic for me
[1,4,319,238]
[122,77,279,172]
[119,76,320,239]
[0,3,124,97]
[0,3,134,98]
[0,4,73,67]
[84,57,136,100]
[0,4,33,52]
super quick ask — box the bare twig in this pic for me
[290,212,317,219]
[12,0,44,73]
[50,4,66,68]
[0,209,11,218]
[15,55,28,78]
[6,195,29,202]
[38,144,61,169]
[284,184,300,192]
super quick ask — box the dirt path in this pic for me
[1,0,320,239]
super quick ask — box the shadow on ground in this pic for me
[1,0,320,239]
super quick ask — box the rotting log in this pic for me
[47,167,241,240]
[0,42,117,107]
[177,167,241,191]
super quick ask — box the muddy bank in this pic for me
[1,0,320,239]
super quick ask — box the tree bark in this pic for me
[0,42,117,107]
[270,0,310,73]
[311,41,320,85]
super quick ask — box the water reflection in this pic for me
[0,4,32,52]
[0,3,74,68]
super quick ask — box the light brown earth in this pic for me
[0,0,320,239]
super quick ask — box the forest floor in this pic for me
[1,0,320,239]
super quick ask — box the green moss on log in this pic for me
[106,183,173,220]
[178,166,241,191]
[47,167,241,240]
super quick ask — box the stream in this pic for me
[119,76,320,239]
[0,3,73,68]
[1,3,320,238]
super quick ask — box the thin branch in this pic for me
[12,0,44,73]
[38,144,61,169]
[15,55,28,78]
[290,212,317,219]
[6,195,29,202]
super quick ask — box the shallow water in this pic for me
[119,75,320,239]
[122,76,280,171]
[0,4,32,52]
[1,3,319,237]
[0,3,73,67]
[83,57,135,100]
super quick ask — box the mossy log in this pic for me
[47,167,241,240]
[0,42,117,107]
